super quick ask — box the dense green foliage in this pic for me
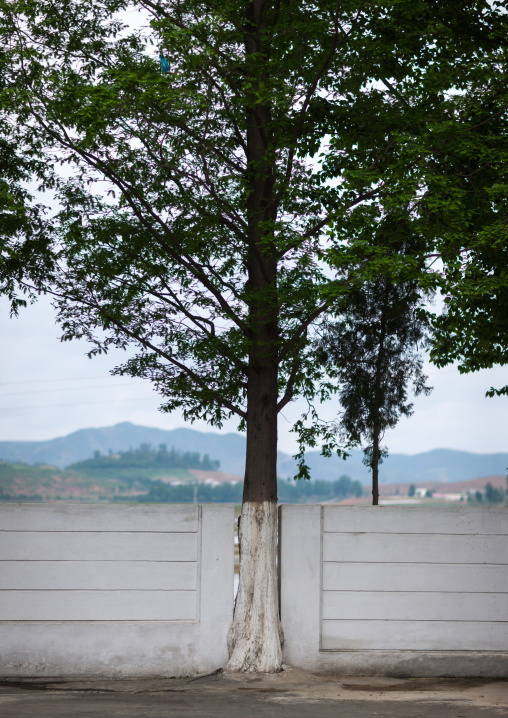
[134,480,241,503]
[69,443,220,473]
[468,480,508,505]
[131,475,363,503]
[426,71,508,396]
[312,2,508,397]
[0,135,54,312]
[277,475,363,502]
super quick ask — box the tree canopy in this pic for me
[2,1,506,447]
[426,39,508,396]
[0,133,54,312]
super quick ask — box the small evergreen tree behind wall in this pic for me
[316,243,432,505]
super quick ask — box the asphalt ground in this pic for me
[1,667,507,718]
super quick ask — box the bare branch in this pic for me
[29,106,250,333]
[277,351,303,412]
[279,300,330,364]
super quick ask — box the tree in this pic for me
[0,133,54,312]
[315,233,432,505]
[310,2,508,398]
[419,14,508,395]
[408,483,416,497]
[2,0,507,672]
[431,231,508,398]
[485,482,505,504]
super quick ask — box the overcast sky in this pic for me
[2,8,505,458]
[1,294,506,456]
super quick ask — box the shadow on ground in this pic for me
[1,667,507,717]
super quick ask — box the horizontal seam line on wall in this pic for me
[322,532,508,536]
[321,590,508,594]
[321,561,508,566]
[0,531,199,534]
[318,648,508,653]
[0,619,201,624]
[323,559,506,566]
[321,618,508,622]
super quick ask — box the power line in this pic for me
[0,376,120,386]
[0,382,147,398]
[0,397,159,411]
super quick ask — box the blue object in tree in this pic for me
[159,53,169,74]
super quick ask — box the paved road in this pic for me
[1,670,507,718]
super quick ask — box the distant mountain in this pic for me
[278,448,508,485]
[0,422,249,475]
[0,422,506,485]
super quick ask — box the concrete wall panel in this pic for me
[0,531,198,561]
[322,620,508,651]
[322,591,508,622]
[0,503,199,532]
[322,505,508,535]
[280,505,508,676]
[0,503,233,677]
[323,532,508,564]
[0,589,197,621]
[0,560,197,591]
[323,562,508,593]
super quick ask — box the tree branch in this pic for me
[29,281,247,420]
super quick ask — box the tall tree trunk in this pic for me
[371,431,380,506]
[371,282,390,506]
[225,0,282,673]
[226,362,282,672]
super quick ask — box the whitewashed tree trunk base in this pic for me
[225,500,283,673]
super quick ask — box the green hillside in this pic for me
[0,460,129,500]
[0,444,217,501]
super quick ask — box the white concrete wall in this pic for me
[0,503,234,677]
[279,505,508,676]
